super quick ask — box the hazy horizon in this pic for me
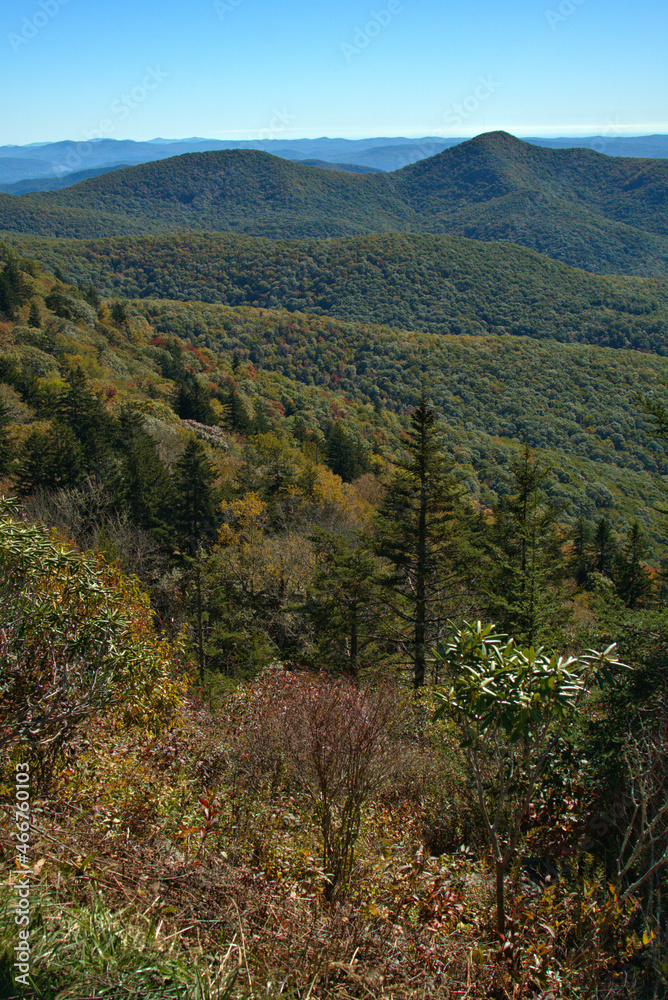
[1,0,665,146]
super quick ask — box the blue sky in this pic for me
[1,0,666,145]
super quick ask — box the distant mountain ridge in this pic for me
[2,132,668,278]
[0,136,463,184]
[1,132,668,186]
[0,163,131,195]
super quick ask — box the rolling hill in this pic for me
[5,230,668,352]
[2,243,668,550]
[1,133,668,277]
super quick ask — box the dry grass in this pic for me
[0,689,649,1000]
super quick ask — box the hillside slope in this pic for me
[5,231,668,352]
[1,133,668,276]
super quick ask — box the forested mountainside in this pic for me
[5,231,668,350]
[1,240,667,558]
[2,125,668,996]
[3,132,668,187]
[2,132,668,276]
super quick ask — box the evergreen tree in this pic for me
[172,437,219,555]
[308,531,383,676]
[570,512,592,585]
[254,432,296,508]
[111,300,128,327]
[174,370,216,425]
[615,520,652,608]
[325,422,368,483]
[172,438,219,681]
[115,408,173,540]
[0,254,30,319]
[57,367,114,467]
[483,445,564,645]
[594,516,616,576]
[44,287,73,319]
[28,300,41,328]
[374,397,462,687]
[15,423,83,495]
[0,397,12,478]
[226,386,251,433]
[82,283,102,317]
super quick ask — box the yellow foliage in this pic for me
[290,465,372,527]
[215,492,314,602]
[218,491,268,545]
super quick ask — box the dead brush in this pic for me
[237,668,403,902]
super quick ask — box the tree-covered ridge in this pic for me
[136,296,668,541]
[4,231,668,351]
[2,132,668,276]
[395,131,668,237]
[0,149,418,240]
[1,240,667,548]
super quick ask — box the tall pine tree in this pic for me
[482,445,564,645]
[374,397,462,687]
[172,437,219,555]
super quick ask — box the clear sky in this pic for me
[1,0,666,145]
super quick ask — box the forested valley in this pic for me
[1,138,668,1000]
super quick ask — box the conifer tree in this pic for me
[15,423,83,495]
[172,437,219,555]
[308,530,383,676]
[570,513,592,585]
[0,254,30,319]
[115,408,173,541]
[325,422,368,483]
[57,367,113,467]
[483,445,564,645]
[374,396,462,687]
[615,520,652,608]
[28,300,41,328]
[172,437,219,682]
[594,516,616,575]
[0,397,11,478]
[174,370,216,425]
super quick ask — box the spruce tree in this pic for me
[15,423,83,495]
[57,367,114,467]
[172,437,219,555]
[374,397,462,687]
[28,300,41,328]
[615,520,652,608]
[570,513,592,585]
[594,516,616,575]
[0,397,11,479]
[308,530,383,676]
[483,445,564,645]
[115,408,173,541]
[325,423,368,483]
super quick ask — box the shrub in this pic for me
[239,668,402,899]
[0,496,188,787]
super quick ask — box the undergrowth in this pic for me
[0,677,662,1000]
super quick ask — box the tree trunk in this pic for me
[414,482,427,688]
[495,859,506,940]
[349,600,358,677]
